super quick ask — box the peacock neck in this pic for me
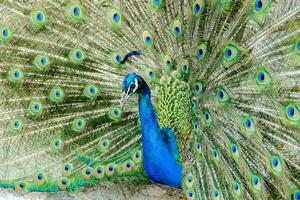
[138,84,161,145]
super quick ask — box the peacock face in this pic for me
[120,73,143,106]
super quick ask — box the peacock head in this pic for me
[120,73,147,106]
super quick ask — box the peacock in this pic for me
[0,0,300,199]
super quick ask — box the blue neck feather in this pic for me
[138,83,182,189]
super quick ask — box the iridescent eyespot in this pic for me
[291,189,300,200]
[250,174,263,193]
[185,189,196,200]
[215,87,230,105]
[94,165,104,179]
[203,109,213,125]
[58,178,69,190]
[224,44,240,62]
[30,10,47,27]
[192,0,205,17]
[185,173,194,188]
[195,42,208,60]
[49,86,64,103]
[62,163,73,177]
[99,138,110,150]
[122,160,134,173]
[69,47,85,64]
[105,163,116,176]
[8,118,23,133]
[285,103,300,123]
[66,4,84,22]
[230,143,240,161]
[51,138,63,150]
[142,30,154,47]
[108,106,123,121]
[34,55,50,71]
[111,52,123,67]
[15,181,27,193]
[34,172,46,185]
[108,8,122,26]
[255,67,272,87]
[28,100,43,116]
[296,40,300,53]
[171,18,183,38]
[179,59,190,76]
[232,181,242,197]
[212,188,221,200]
[269,155,284,176]
[151,0,164,10]
[195,142,202,154]
[133,150,142,163]
[163,54,173,71]
[242,116,257,136]
[211,148,220,164]
[254,0,271,12]
[72,117,86,132]
[84,83,99,99]
[194,81,204,96]
[8,68,24,83]
[0,25,13,43]
[82,167,93,179]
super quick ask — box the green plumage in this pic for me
[0,0,299,199]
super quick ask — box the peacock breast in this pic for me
[155,77,193,158]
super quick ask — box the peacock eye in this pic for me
[254,0,271,12]
[192,0,205,17]
[224,44,240,62]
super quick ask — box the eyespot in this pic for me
[28,100,43,116]
[179,59,190,75]
[8,68,24,83]
[82,166,93,180]
[212,189,221,200]
[34,172,46,185]
[269,155,284,176]
[49,86,64,103]
[242,116,257,136]
[195,142,202,154]
[108,8,122,27]
[163,54,173,71]
[99,138,110,150]
[195,42,208,60]
[232,181,242,197]
[122,160,134,173]
[223,44,240,62]
[34,55,50,71]
[254,0,271,12]
[15,181,27,193]
[0,25,13,43]
[107,106,123,122]
[62,163,73,177]
[94,165,105,179]
[51,138,63,150]
[30,10,47,27]
[72,117,86,132]
[255,67,272,87]
[296,40,300,53]
[105,163,116,176]
[142,30,154,47]
[151,0,164,10]
[230,143,240,161]
[250,174,263,193]
[193,81,204,96]
[8,118,23,133]
[203,109,213,126]
[285,103,300,123]
[215,87,230,105]
[58,177,69,190]
[192,121,200,133]
[185,189,196,200]
[171,18,183,38]
[133,150,142,163]
[66,4,84,22]
[192,0,205,17]
[84,84,99,99]
[185,173,194,188]
[111,52,123,66]
[291,189,300,200]
[69,47,86,64]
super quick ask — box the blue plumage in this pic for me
[121,73,182,188]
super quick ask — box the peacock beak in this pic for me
[120,91,130,107]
